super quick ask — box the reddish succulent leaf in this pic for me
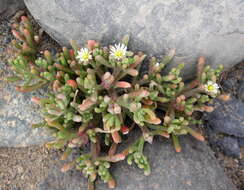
[67,79,78,89]
[127,69,138,76]
[112,131,121,144]
[115,81,131,88]
[128,89,150,98]
[79,98,96,111]
[145,117,161,125]
[31,97,41,105]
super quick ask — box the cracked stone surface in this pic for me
[24,0,244,77]
[37,137,237,190]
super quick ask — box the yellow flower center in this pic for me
[207,85,214,91]
[115,50,123,58]
[82,53,89,61]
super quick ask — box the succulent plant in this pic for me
[7,16,230,190]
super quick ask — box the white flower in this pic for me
[76,48,92,62]
[110,43,127,60]
[204,81,219,95]
[155,62,160,67]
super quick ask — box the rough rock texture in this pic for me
[221,62,244,101]
[205,97,244,138]
[0,63,53,147]
[217,137,240,158]
[0,0,25,18]
[237,80,244,101]
[205,95,244,158]
[38,137,236,190]
[206,62,244,158]
[24,0,244,77]
[238,138,244,147]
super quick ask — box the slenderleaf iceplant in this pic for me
[7,16,230,190]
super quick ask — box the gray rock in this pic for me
[0,63,53,147]
[217,137,240,158]
[205,97,244,137]
[0,0,25,18]
[238,137,244,147]
[24,0,244,77]
[38,137,236,190]
[220,62,244,100]
[221,77,238,95]
[237,79,244,101]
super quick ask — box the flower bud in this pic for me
[34,35,39,43]
[143,74,149,80]
[73,115,82,122]
[121,125,129,134]
[21,16,29,22]
[104,96,111,103]
[87,40,97,50]
[102,72,114,89]
[67,79,78,89]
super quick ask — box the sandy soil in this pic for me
[0,146,60,190]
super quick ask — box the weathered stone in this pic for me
[237,79,244,101]
[38,137,236,190]
[238,137,244,147]
[220,62,244,100]
[217,137,240,158]
[221,77,238,95]
[0,0,25,18]
[24,0,244,77]
[204,97,244,137]
[0,63,53,147]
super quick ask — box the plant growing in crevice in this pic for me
[7,16,230,190]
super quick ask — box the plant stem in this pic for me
[172,134,181,152]
[88,181,95,190]
[108,143,118,156]
[138,137,145,153]
[183,126,205,141]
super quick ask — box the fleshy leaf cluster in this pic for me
[7,16,229,190]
